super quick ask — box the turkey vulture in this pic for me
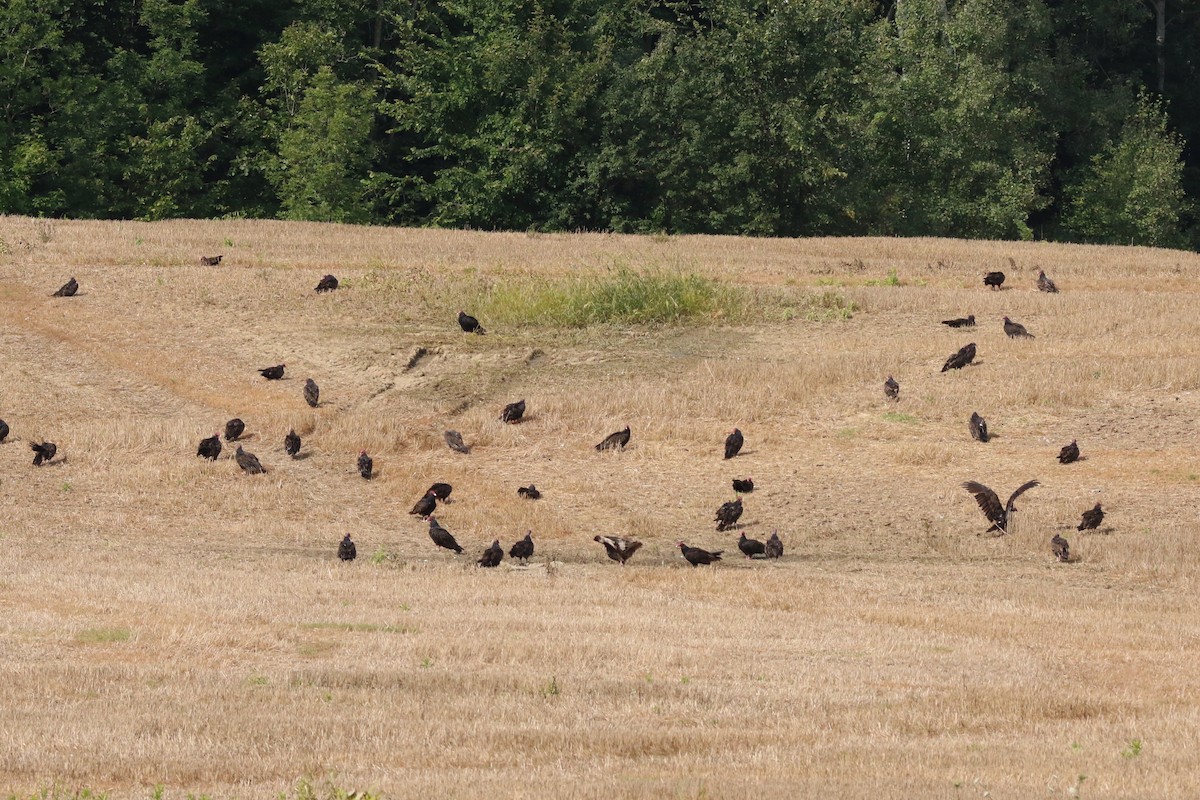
[410,491,437,518]
[941,315,975,328]
[517,484,541,500]
[52,277,79,297]
[884,376,899,401]
[427,482,452,501]
[284,428,301,457]
[509,531,534,563]
[678,542,723,567]
[259,364,285,380]
[764,530,783,559]
[1058,440,1079,464]
[596,426,631,451]
[315,274,338,293]
[357,450,373,479]
[197,432,222,460]
[458,311,486,334]
[1003,316,1034,338]
[478,540,504,568]
[235,445,266,474]
[1077,502,1104,531]
[1051,533,1070,562]
[199,255,223,266]
[737,533,765,559]
[594,535,641,565]
[984,271,1005,289]
[961,479,1039,534]
[1036,270,1058,293]
[338,534,357,562]
[428,517,463,553]
[724,428,744,459]
[732,477,754,493]
[941,343,977,372]
[0,418,8,442]
[715,498,743,531]
[224,418,245,441]
[501,399,526,423]
[30,441,56,466]
[969,412,989,443]
[445,430,471,454]
[303,378,319,408]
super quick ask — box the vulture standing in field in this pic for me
[357,450,373,479]
[1077,503,1104,531]
[427,482,453,501]
[303,378,319,408]
[884,376,899,401]
[961,479,1039,534]
[724,428,744,459]
[338,534,357,562]
[517,484,541,500]
[732,477,755,493]
[458,311,486,334]
[315,274,339,292]
[235,445,266,474]
[1036,270,1058,293]
[678,542,723,567]
[509,531,534,563]
[410,491,437,518]
[1051,533,1070,562]
[0,418,8,442]
[764,531,783,559]
[941,315,975,328]
[1058,440,1080,464]
[594,535,642,566]
[428,518,464,553]
[715,498,744,531]
[969,412,989,443]
[1003,317,1034,338]
[31,441,56,466]
[259,364,285,380]
[738,533,766,559]
[984,271,1005,289]
[197,433,222,460]
[224,418,245,441]
[941,343,977,372]
[445,430,471,454]
[501,399,526,423]
[199,255,223,266]
[52,277,79,297]
[478,540,504,568]
[284,428,301,458]
[596,426,631,451]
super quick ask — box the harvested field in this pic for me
[2,217,1200,798]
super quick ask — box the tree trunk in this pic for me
[373,0,383,50]
[1154,0,1166,92]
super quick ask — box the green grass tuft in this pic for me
[471,268,743,328]
[882,412,919,424]
[74,627,131,644]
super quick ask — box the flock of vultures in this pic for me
[6,261,1104,568]
[893,267,1105,563]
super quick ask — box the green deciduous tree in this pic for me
[1063,92,1190,248]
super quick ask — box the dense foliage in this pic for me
[2,0,1198,246]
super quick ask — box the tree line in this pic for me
[2,0,1197,247]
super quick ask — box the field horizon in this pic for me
[2,216,1200,799]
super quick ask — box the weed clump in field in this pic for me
[473,268,743,327]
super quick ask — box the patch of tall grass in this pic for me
[470,268,744,327]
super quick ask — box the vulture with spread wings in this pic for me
[961,479,1040,534]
